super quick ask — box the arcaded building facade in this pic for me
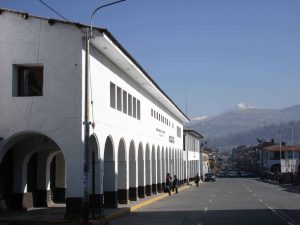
[0,9,189,215]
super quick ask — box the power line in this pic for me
[37,0,70,22]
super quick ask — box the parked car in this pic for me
[204,173,216,182]
[239,171,249,177]
[218,171,226,177]
[227,171,238,177]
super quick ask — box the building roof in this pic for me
[183,129,203,139]
[264,145,300,152]
[0,8,189,123]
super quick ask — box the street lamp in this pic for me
[278,129,282,174]
[83,1,126,223]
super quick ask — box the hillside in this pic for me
[189,104,300,149]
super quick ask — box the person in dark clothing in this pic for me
[195,173,200,187]
[165,173,172,195]
[172,175,178,194]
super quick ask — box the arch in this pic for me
[103,136,117,208]
[166,148,169,176]
[157,146,162,193]
[138,142,145,198]
[88,134,101,210]
[161,147,166,189]
[117,138,128,204]
[145,144,151,196]
[129,140,137,201]
[0,132,66,210]
[151,145,157,194]
[171,148,175,177]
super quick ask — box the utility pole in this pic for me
[83,1,126,224]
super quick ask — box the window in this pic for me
[117,86,122,111]
[123,90,127,114]
[128,94,132,116]
[133,97,137,118]
[137,100,140,120]
[151,109,153,117]
[110,82,116,108]
[14,65,43,96]
[177,126,181,138]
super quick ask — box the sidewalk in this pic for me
[0,184,192,225]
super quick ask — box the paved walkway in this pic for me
[0,184,192,225]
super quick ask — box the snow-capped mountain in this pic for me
[235,102,256,110]
[188,104,300,149]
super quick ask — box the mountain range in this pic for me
[188,104,300,151]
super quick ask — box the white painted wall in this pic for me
[0,11,84,198]
[0,10,188,201]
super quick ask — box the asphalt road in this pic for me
[110,178,300,225]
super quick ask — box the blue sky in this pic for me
[2,0,300,118]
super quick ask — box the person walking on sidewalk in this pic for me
[172,175,178,194]
[165,173,172,195]
[195,173,200,187]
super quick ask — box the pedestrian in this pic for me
[165,173,172,195]
[172,175,178,194]
[195,173,200,187]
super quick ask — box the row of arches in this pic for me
[0,132,200,214]
[100,135,187,207]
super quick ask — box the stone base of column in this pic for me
[138,186,145,198]
[11,192,33,210]
[65,197,82,219]
[118,189,129,204]
[157,183,162,193]
[152,184,157,194]
[129,187,138,201]
[104,191,118,208]
[145,185,152,196]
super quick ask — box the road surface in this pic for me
[110,178,300,225]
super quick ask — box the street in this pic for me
[110,178,300,225]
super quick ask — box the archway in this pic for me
[0,132,66,211]
[103,136,117,208]
[161,147,166,190]
[138,143,145,198]
[117,138,128,204]
[145,144,151,196]
[157,146,162,193]
[151,145,157,194]
[88,135,101,211]
[129,141,137,201]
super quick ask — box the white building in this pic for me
[183,129,203,182]
[0,9,189,216]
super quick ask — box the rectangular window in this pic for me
[177,126,181,138]
[123,90,127,114]
[183,134,186,151]
[110,82,116,108]
[133,97,137,118]
[117,86,122,111]
[151,109,153,117]
[128,94,132,116]
[14,65,43,96]
[137,100,141,120]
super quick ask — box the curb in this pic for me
[102,185,191,223]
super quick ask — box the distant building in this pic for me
[262,145,300,173]
[183,129,203,182]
